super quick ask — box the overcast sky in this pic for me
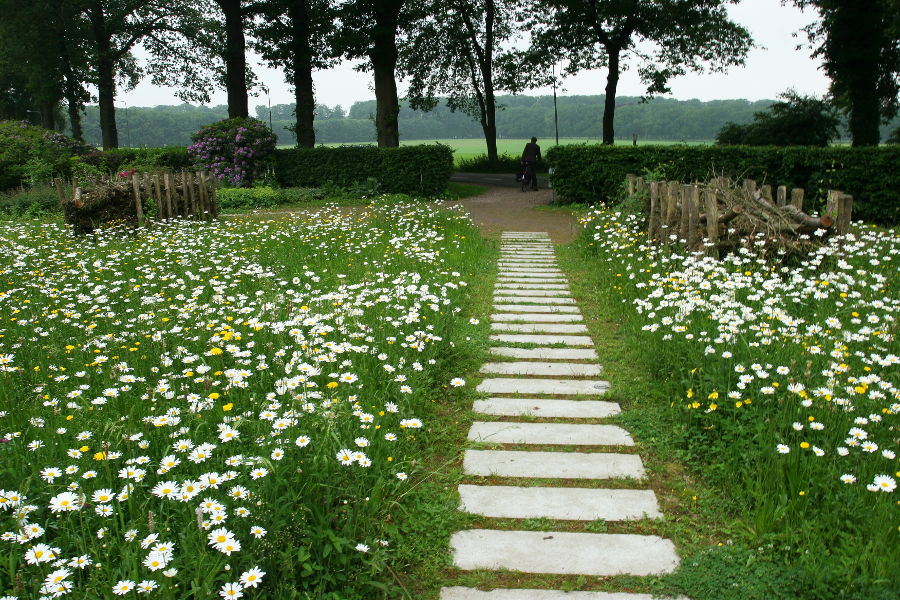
[119,0,829,110]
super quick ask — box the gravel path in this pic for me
[450,186,579,244]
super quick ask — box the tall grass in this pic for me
[0,200,492,599]
[573,207,898,596]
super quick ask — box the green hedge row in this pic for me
[274,145,453,196]
[79,147,193,174]
[546,145,900,225]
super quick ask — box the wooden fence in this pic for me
[625,174,853,251]
[54,171,219,226]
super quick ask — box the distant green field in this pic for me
[279,137,713,164]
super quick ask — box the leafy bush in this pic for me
[216,186,326,210]
[547,144,900,225]
[274,145,453,196]
[78,147,193,175]
[0,184,61,217]
[0,121,86,189]
[455,152,550,174]
[189,117,276,187]
[716,92,841,147]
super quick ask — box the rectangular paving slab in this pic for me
[457,485,661,520]
[451,529,678,575]
[491,323,588,334]
[477,378,608,395]
[441,588,683,600]
[468,422,633,446]
[473,397,620,418]
[492,297,576,305]
[480,361,601,376]
[493,290,571,298]
[489,346,597,359]
[489,333,593,346]
[493,304,581,314]
[464,450,646,479]
[499,267,564,273]
[495,283,570,290]
[490,313,582,322]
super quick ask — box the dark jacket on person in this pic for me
[522,142,541,163]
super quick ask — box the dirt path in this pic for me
[450,186,579,244]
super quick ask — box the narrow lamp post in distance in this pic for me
[552,63,559,146]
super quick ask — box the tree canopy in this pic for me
[716,91,840,146]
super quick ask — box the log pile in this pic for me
[57,171,218,235]
[625,175,853,256]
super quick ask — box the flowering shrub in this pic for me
[188,118,276,188]
[576,207,899,588]
[0,202,487,598]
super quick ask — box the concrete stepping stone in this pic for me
[489,346,597,359]
[490,333,593,346]
[491,323,588,334]
[457,485,661,520]
[499,267,563,273]
[451,529,678,575]
[493,304,580,313]
[441,588,682,600]
[492,297,576,305]
[473,397,620,418]
[490,312,581,322]
[492,289,573,298]
[498,273,566,280]
[495,283,570,290]
[500,253,555,257]
[480,361,600,376]
[477,378,608,395]
[496,279,568,286]
[464,450,646,479]
[468,422,633,446]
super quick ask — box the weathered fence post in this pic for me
[163,173,174,218]
[626,174,637,196]
[648,181,660,240]
[688,185,701,249]
[196,171,208,221]
[776,185,787,207]
[790,188,804,210]
[679,185,691,242]
[130,173,145,226]
[760,184,773,204]
[704,189,719,245]
[208,174,219,219]
[153,174,164,220]
[837,193,853,235]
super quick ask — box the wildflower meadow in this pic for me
[0,200,489,599]
[575,207,898,590]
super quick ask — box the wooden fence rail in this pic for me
[54,171,219,227]
[625,174,853,253]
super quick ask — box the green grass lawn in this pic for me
[279,138,714,164]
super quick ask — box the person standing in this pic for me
[521,136,541,191]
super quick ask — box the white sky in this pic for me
[118,0,829,109]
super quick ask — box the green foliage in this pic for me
[716,92,841,146]
[546,144,900,225]
[274,144,453,196]
[78,147,193,174]
[216,186,326,210]
[456,152,549,174]
[0,184,61,217]
[0,120,85,189]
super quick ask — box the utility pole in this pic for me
[552,63,559,145]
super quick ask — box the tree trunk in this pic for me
[290,0,315,147]
[602,46,620,145]
[89,2,118,148]
[370,0,402,147]
[96,56,118,148]
[482,0,497,162]
[64,74,83,143]
[218,0,249,119]
[39,101,56,130]
[832,4,882,146]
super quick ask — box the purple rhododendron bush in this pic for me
[188,118,276,188]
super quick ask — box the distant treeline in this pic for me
[74,95,897,147]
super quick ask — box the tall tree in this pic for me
[400,0,526,161]
[338,0,407,147]
[530,0,752,144]
[77,0,217,148]
[255,0,337,146]
[211,0,267,119]
[792,0,900,146]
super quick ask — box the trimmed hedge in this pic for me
[457,152,549,174]
[79,147,193,174]
[274,144,453,196]
[546,144,900,225]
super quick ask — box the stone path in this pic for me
[443,232,680,599]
